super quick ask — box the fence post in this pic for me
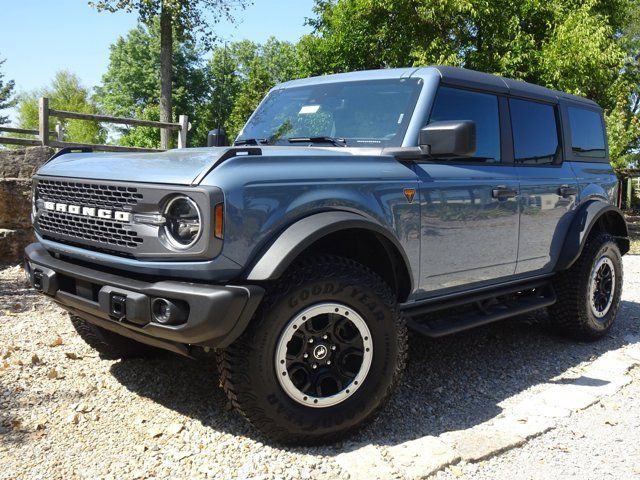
[178,115,188,149]
[39,97,50,146]
[55,123,64,142]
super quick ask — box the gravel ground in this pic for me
[1,255,639,479]
[434,367,640,479]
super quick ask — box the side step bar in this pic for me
[405,281,556,338]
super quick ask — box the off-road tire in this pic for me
[549,233,623,341]
[217,255,408,444]
[69,314,159,359]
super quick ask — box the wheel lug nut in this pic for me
[327,360,331,365]
[330,345,336,351]
[303,353,309,359]
[308,338,314,344]
[322,334,328,340]
[312,363,318,369]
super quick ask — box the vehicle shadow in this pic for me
[108,298,640,455]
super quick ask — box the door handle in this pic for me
[491,186,517,199]
[558,185,578,198]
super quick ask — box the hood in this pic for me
[37,147,228,185]
[36,146,383,185]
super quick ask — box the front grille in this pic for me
[34,178,145,254]
[38,211,143,248]
[36,178,143,210]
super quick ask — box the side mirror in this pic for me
[419,120,476,157]
[207,128,228,147]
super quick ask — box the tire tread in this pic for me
[217,254,407,444]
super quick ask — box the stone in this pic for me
[165,423,184,435]
[442,427,525,462]
[0,179,33,229]
[0,228,34,265]
[509,396,572,419]
[335,444,396,480]
[586,352,634,378]
[387,435,460,479]
[534,385,599,411]
[0,146,53,179]
[490,415,555,440]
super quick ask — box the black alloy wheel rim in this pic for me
[589,256,616,319]
[275,303,373,408]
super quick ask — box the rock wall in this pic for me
[0,147,54,265]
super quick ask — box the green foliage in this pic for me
[94,22,209,147]
[0,55,16,125]
[300,0,639,172]
[17,71,106,144]
[222,37,299,138]
[90,0,251,46]
[226,56,273,139]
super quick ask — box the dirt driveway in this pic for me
[1,256,639,479]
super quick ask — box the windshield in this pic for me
[236,78,423,147]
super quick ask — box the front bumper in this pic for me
[24,243,264,356]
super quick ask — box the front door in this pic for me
[416,86,520,295]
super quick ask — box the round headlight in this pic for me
[163,196,201,249]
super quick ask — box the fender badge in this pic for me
[403,188,416,204]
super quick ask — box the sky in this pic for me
[0,0,316,122]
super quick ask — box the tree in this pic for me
[0,55,16,125]
[300,0,639,171]
[226,56,272,139]
[90,0,251,148]
[16,71,106,145]
[94,22,210,147]
[210,37,301,140]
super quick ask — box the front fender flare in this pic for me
[556,200,629,271]
[245,211,414,291]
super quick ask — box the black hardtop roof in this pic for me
[431,65,599,108]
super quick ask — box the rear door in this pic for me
[416,86,520,294]
[509,97,579,274]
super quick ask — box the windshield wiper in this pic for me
[234,138,269,146]
[287,136,347,147]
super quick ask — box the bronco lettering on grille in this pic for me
[43,201,131,222]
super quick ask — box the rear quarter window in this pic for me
[567,106,606,158]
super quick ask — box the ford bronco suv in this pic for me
[24,66,629,444]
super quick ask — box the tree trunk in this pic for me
[159,4,173,150]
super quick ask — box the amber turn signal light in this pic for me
[214,203,224,239]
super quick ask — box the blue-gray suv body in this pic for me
[24,66,630,443]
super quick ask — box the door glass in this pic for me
[510,99,559,165]
[428,87,501,163]
[567,106,606,158]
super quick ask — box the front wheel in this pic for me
[218,255,407,444]
[549,233,623,340]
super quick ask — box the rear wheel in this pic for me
[69,314,159,359]
[549,233,623,340]
[218,255,407,444]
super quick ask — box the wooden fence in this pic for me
[0,97,188,152]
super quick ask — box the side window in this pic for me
[510,98,559,165]
[429,87,501,163]
[567,106,606,158]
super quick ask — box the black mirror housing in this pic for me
[419,120,476,157]
[207,128,228,147]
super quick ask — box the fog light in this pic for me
[151,298,188,325]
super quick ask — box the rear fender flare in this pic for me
[556,200,629,271]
